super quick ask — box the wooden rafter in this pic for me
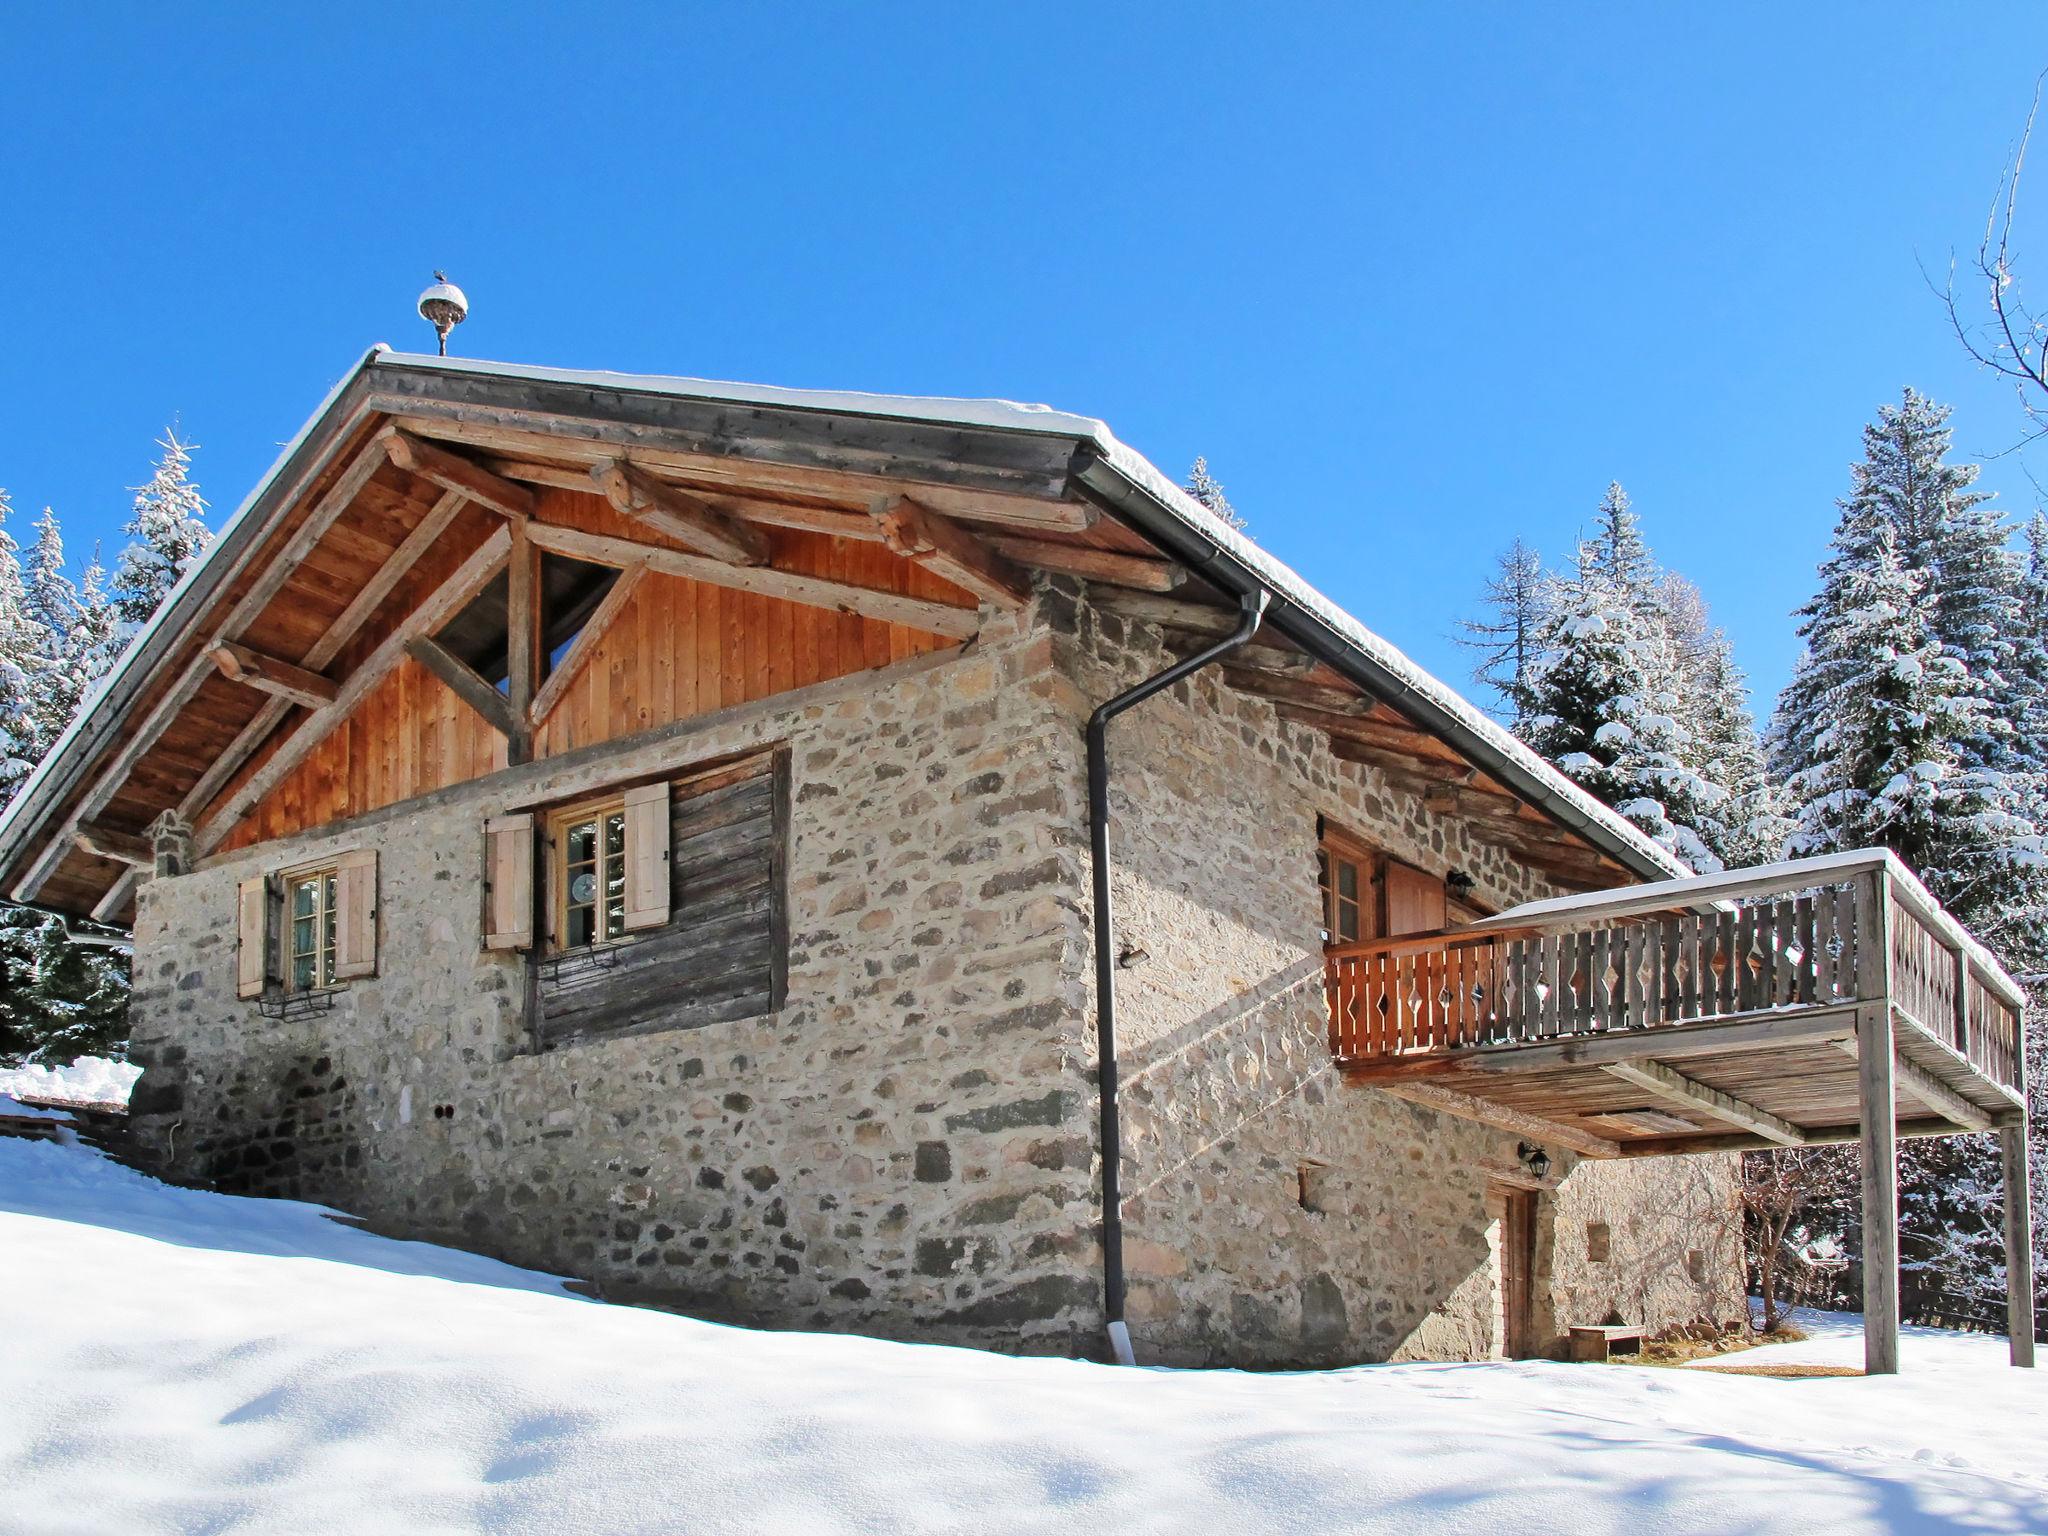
[1376,1081,1621,1159]
[207,641,339,710]
[1601,1059,1806,1146]
[872,494,1031,610]
[987,535,1186,593]
[487,456,883,541]
[528,565,648,727]
[1224,668,1372,717]
[376,409,1097,533]
[1832,1036,1992,1133]
[73,825,152,870]
[592,457,770,565]
[382,429,535,521]
[404,636,521,742]
[523,520,981,640]
[11,429,397,905]
[194,527,514,856]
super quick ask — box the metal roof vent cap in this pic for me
[417,271,468,356]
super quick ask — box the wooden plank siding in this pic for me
[534,758,787,1048]
[214,511,956,853]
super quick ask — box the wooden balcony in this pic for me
[1328,850,2026,1158]
[1327,849,2037,1373]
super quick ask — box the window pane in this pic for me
[1338,860,1358,901]
[603,812,626,938]
[567,905,595,949]
[1339,897,1360,942]
[292,880,316,919]
[566,819,597,864]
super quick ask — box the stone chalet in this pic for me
[0,349,2031,1371]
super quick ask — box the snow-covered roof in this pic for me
[0,347,1691,904]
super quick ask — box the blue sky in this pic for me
[3,4,2045,714]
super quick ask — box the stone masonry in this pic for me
[126,579,1743,1366]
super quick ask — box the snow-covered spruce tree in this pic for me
[1519,487,1726,871]
[1458,538,1546,726]
[113,428,210,634]
[1184,456,1247,531]
[69,549,124,700]
[22,505,84,754]
[1770,422,2047,1312]
[1663,574,1787,869]
[0,492,46,807]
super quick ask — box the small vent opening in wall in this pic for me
[1298,1159,1333,1214]
[1586,1221,1611,1263]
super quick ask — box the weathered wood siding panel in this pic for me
[535,756,788,1047]
[213,500,955,852]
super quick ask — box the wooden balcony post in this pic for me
[1856,869,1900,1376]
[2003,1120,2037,1367]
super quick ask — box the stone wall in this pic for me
[125,575,1744,1369]
[127,604,1109,1355]
[1048,581,1743,1365]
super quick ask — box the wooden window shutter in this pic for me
[621,780,671,932]
[484,813,536,951]
[333,849,379,980]
[236,876,270,999]
[1384,859,1448,936]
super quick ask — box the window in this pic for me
[1317,821,1453,946]
[285,866,340,991]
[550,796,629,950]
[240,849,376,999]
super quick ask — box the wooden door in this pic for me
[1500,1187,1537,1359]
[1384,858,1448,936]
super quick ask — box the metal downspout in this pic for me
[1087,585,1269,1366]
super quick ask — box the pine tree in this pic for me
[113,428,210,633]
[70,549,124,696]
[1184,456,1247,531]
[0,492,45,807]
[22,505,83,753]
[1584,481,1658,611]
[1664,575,1786,868]
[1458,539,1546,724]
[1519,488,1727,871]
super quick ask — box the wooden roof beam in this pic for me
[194,527,514,857]
[207,640,339,710]
[524,519,982,640]
[73,824,152,870]
[8,428,398,905]
[988,536,1186,594]
[1225,669,1371,717]
[591,457,770,566]
[404,636,521,743]
[1601,1059,1806,1146]
[1375,1081,1621,1159]
[873,494,1031,610]
[382,429,535,522]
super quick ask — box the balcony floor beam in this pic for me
[1601,1059,1805,1147]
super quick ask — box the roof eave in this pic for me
[1066,446,1688,889]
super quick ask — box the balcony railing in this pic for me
[1324,849,2024,1095]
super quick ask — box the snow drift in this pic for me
[1,1137,2042,1535]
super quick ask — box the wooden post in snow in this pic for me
[2004,1120,2037,1368]
[1856,869,1901,1376]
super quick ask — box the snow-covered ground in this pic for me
[1,1139,2042,1535]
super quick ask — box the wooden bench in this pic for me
[1568,1324,1645,1362]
